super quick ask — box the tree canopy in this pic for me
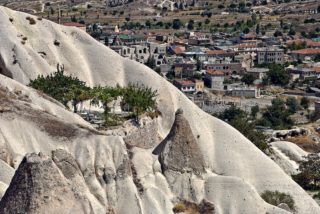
[264,64,290,86]
[29,65,158,126]
[29,64,89,113]
[293,154,320,190]
[258,98,294,130]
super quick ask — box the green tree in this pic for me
[274,30,283,37]
[256,24,260,35]
[187,19,194,30]
[122,84,157,122]
[288,27,296,36]
[314,54,320,62]
[29,64,90,113]
[293,154,320,190]
[286,97,299,114]
[241,73,256,85]
[243,27,250,34]
[300,97,310,109]
[266,64,290,86]
[218,105,246,122]
[146,56,156,70]
[258,98,294,129]
[172,19,182,30]
[251,105,259,119]
[261,191,295,211]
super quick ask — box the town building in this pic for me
[256,48,284,65]
[204,69,225,91]
[203,60,243,76]
[226,84,260,98]
[247,68,269,80]
[63,22,86,31]
[290,49,320,61]
[287,67,317,81]
[173,80,196,93]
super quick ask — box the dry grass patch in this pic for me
[173,200,215,214]
[288,136,320,153]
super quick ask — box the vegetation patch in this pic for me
[293,154,320,191]
[288,136,320,153]
[173,200,215,214]
[261,190,295,211]
[53,40,60,46]
[29,64,158,127]
[26,16,36,25]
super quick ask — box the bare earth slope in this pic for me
[0,6,319,214]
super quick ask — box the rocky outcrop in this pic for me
[271,128,309,141]
[157,109,205,175]
[0,152,85,214]
[123,118,160,149]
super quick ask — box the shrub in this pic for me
[9,18,13,22]
[261,190,295,211]
[300,97,310,110]
[173,203,186,213]
[37,17,43,21]
[26,17,36,25]
[258,98,294,130]
[122,84,158,121]
[22,37,28,41]
[29,64,89,112]
[292,154,320,190]
[54,40,60,46]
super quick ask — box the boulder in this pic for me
[157,109,205,175]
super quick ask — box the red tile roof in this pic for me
[234,43,257,49]
[241,33,257,39]
[175,80,195,86]
[63,22,86,27]
[207,69,224,76]
[173,47,184,55]
[287,39,320,48]
[313,67,320,73]
[206,50,234,56]
[291,48,320,55]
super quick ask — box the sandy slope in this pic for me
[0,6,319,213]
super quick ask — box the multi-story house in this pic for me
[256,48,284,65]
[204,69,225,91]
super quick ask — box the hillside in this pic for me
[0,6,319,213]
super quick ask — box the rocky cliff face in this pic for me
[158,109,205,175]
[0,6,319,214]
[0,152,85,214]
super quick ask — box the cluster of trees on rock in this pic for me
[216,96,311,150]
[257,98,294,130]
[261,190,295,212]
[29,65,158,125]
[292,153,320,200]
[293,154,320,191]
[257,97,310,130]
